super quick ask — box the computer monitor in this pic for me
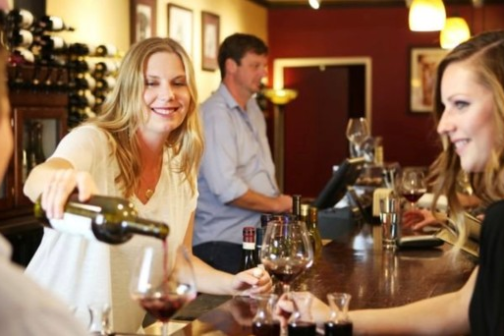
[312,157,366,210]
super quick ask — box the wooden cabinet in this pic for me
[0,86,68,266]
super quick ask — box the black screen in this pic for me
[312,157,365,210]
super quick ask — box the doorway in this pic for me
[271,58,372,198]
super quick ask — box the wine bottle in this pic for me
[67,58,96,73]
[68,43,92,56]
[95,76,116,92]
[93,59,119,78]
[70,73,96,91]
[34,35,67,52]
[8,47,35,65]
[292,194,302,220]
[35,15,74,32]
[7,28,33,48]
[6,9,34,29]
[94,44,118,57]
[307,206,323,257]
[240,226,258,271]
[34,194,170,244]
[69,89,96,108]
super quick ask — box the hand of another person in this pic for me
[275,292,330,327]
[41,169,99,219]
[402,208,442,231]
[231,267,273,296]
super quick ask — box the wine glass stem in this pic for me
[162,322,169,336]
[282,283,291,294]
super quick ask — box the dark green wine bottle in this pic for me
[34,194,169,244]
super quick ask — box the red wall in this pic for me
[268,4,504,168]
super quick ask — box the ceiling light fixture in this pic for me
[309,0,320,10]
[409,0,446,32]
[440,17,471,49]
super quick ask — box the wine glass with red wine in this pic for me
[130,245,197,336]
[260,221,314,294]
[400,167,427,210]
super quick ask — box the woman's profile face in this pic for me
[437,61,496,173]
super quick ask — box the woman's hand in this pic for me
[275,291,330,327]
[402,208,442,231]
[42,169,99,218]
[231,267,273,296]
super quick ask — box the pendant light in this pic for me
[440,17,471,49]
[409,0,446,32]
[309,0,320,10]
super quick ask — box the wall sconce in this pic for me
[440,17,471,49]
[263,88,298,105]
[263,87,298,192]
[409,0,446,32]
[308,0,320,9]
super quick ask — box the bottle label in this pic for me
[50,16,64,30]
[242,242,255,250]
[48,213,96,241]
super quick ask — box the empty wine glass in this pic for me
[130,245,197,336]
[260,221,314,294]
[345,118,370,158]
[400,167,427,210]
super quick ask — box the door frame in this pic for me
[271,57,373,191]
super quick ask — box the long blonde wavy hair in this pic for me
[85,37,204,198]
[429,30,504,247]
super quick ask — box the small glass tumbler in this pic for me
[88,302,112,335]
[287,292,316,336]
[379,195,401,250]
[251,293,281,336]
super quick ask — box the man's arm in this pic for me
[229,189,292,214]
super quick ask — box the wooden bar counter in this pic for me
[163,223,476,335]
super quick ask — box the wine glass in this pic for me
[260,221,314,294]
[130,245,197,336]
[400,167,427,210]
[345,118,370,158]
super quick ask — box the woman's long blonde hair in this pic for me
[86,37,203,198]
[429,30,504,247]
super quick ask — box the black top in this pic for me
[469,200,504,335]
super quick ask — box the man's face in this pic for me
[232,51,268,95]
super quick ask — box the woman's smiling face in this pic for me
[437,61,496,173]
[141,51,190,136]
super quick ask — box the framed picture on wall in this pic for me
[167,4,193,57]
[130,0,157,45]
[201,11,220,71]
[409,47,448,113]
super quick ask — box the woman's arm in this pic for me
[351,267,476,335]
[23,158,99,218]
[182,212,272,295]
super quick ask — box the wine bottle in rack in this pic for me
[292,194,302,221]
[95,76,116,92]
[34,194,170,244]
[6,8,34,29]
[35,15,74,32]
[7,28,33,48]
[93,59,119,78]
[69,89,95,108]
[68,43,92,56]
[94,44,118,57]
[67,58,96,73]
[71,73,96,91]
[93,91,107,107]
[34,35,67,53]
[8,47,35,65]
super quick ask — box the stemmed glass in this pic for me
[400,167,427,210]
[345,118,370,158]
[130,245,197,336]
[260,221,314,294]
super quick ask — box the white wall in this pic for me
[45,0,267,102]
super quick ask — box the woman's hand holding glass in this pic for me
[231,267,273,296]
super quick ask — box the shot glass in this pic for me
[379,195,401,250]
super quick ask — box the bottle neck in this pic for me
[121,217,169,240]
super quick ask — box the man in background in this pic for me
[194,33,292,274]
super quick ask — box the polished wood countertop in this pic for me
[166,224,476,335]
